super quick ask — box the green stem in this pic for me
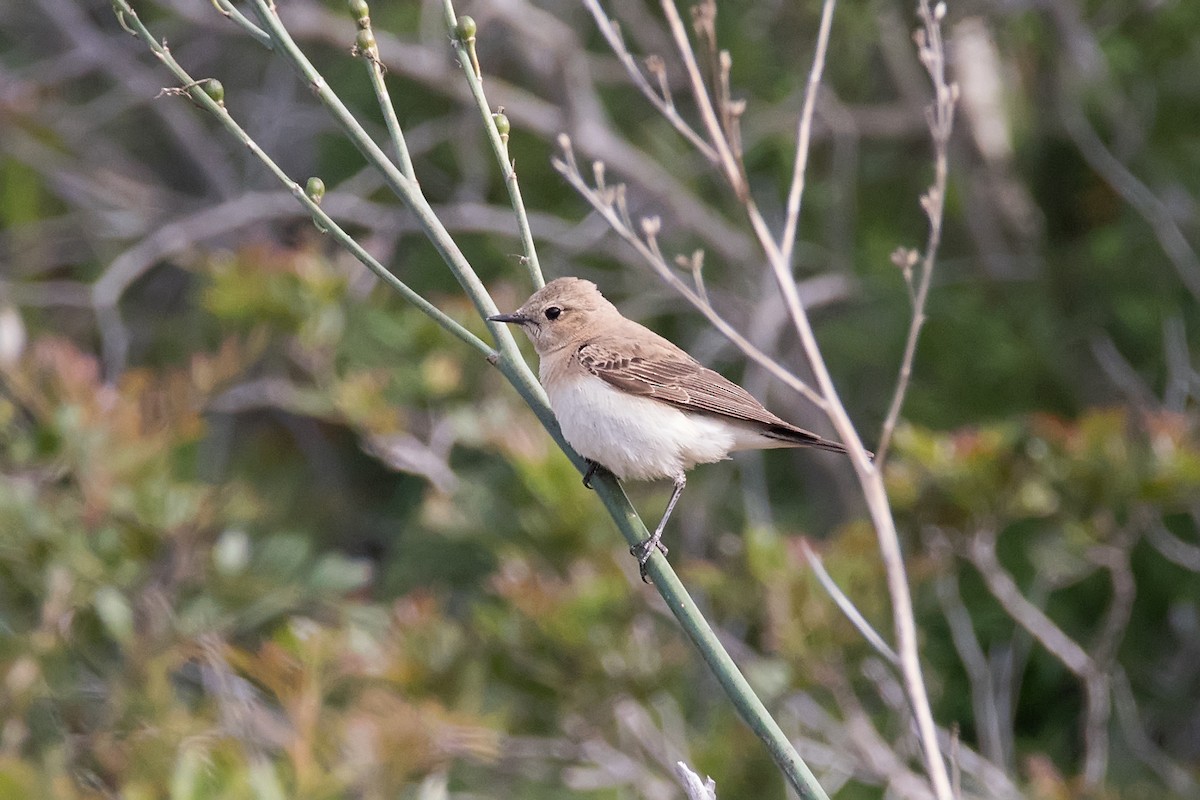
[247,2,500,319]
[108,0,489,361]
[355,15,417,181]
[211,0,273,48]
[642,545,830,800]
[442,0,544,289]
[368,69,416,182]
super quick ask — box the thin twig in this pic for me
[1060,84,1200,302]
[43,0,239,196]
[743,50,957,800]
[580,0,716,161]
[966,528,1092,672]
[931,556,1009,768]
[829,673,941,800]
[352,7,418,182]
[1112,667,1198,794]
[100,5,491,375]
[1145,515,1200,571]
[245,0,517,336]
[1090,334,1160,408]
[1162,316,1194,411]
[798,539,899,665]
[658,0,744,198]
[236,0,757,264]
[442,0,544,289]
[875,0,957,465]
[965,527,1112,788]
[778,0,838,268]
[674,762,717,800]
[211,0,273,48]
[0,280,91,308]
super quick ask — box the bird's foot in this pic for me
[629,472,685,583]
[629,537,668,583]
[581,459,607,490]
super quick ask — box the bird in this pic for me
[488,277,852,580]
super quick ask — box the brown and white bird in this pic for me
[489,277,851,578]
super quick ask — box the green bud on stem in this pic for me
[348,0,369,23]
[203,79,224,106]
[492,112,510,138]
[454,15,476,42]
[355,28,377,55]
[305,177,326,203]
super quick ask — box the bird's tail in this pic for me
[763,423,871,458]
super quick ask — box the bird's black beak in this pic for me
[487,312,529,325]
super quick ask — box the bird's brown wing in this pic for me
[576,335,847,452]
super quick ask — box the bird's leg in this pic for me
[581,459,606,489]
[631,472,685,582]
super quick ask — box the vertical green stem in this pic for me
[442,0,544,289]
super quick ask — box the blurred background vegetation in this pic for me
[0,0,1198,797]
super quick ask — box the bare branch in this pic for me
[1060,90,1200,303]
[1112,667,1198,795]
[798,539,899,665]
[1163,316,1197,412]
[932,562,1010,768]
[965,527,1112,787]
[580,0,716,161]
[1090,333,1160,409]
[1145,516,1200,572]
[875,0,958,465]
[779,0,838,268]
[658,0,745,198]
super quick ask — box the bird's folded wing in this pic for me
[577,341,789,428]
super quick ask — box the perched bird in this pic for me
[489,277,851,579]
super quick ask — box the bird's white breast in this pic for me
[544,373,747,482]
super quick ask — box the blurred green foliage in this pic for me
[2,250,1197,796]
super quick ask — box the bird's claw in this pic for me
[582,460,604,490]
[630,538,668,583]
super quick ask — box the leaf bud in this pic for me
[348,0,369,23]
[203,78,224,106]
[454,15,477,42]
[305,176,326,203]
[355,28,377,54]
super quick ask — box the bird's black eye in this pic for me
[544,306,562,320]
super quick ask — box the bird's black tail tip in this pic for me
[765,425,872,459]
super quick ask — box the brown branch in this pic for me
[965,527,1114,788]
[874,0,958,465]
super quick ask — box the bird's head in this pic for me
[488,277,617,354]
